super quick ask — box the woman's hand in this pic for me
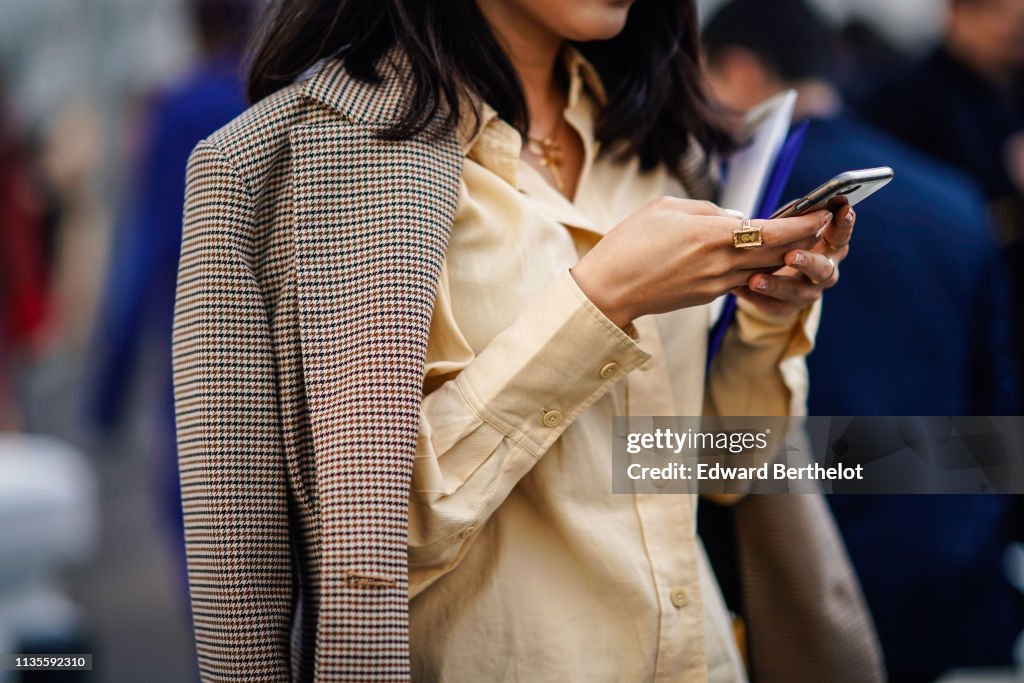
[570,197,833,329]
[732,202,855,317]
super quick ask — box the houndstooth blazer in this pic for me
[173,54,883,682]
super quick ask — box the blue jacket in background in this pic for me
[89,56,247,568]
[92,55,247,433]
[786,112,1023,682]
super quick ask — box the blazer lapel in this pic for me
[291,59,463,679]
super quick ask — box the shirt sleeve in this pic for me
[704,297,822,418]
[409,268,651,594]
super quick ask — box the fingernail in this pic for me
[792,252,806,266]
[723,209,745,219]
[847,209,855,223]
[756,276,770,290]
[822,212,833,227]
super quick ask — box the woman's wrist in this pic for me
[568,264,635,331]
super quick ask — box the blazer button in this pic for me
[599,362,619,379]
[542,410,563,427]
[670,586,689,608]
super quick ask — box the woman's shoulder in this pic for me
[190,79,318,191]
[189,55,458,193]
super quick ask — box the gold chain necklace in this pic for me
[525,116,566,192]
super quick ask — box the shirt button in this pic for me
[542,410,563,427]
[458,526,476,539]
[670,587,689,608]
[599,362,619,379]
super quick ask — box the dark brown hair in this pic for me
[247,0,732,171]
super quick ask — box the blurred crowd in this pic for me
[2,0,1024,681]
[701,2,1024,681]
[0,1,251,680]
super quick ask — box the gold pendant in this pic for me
[529,136,566,192]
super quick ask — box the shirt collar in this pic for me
[455,45,607,157]
[564,45,607,111]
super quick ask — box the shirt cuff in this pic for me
[455,269,652,458]
[734,297,822,362]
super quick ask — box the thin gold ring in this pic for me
[810,257,837,285]
[732,218,763,249]
[822,235,849,252]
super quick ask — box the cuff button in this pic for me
[599,362,619,379]
[542,410,563,427]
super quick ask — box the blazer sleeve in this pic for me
[173,140,293,681]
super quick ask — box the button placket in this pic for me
[631,494,704,680]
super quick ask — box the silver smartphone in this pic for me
[770,166,894,219]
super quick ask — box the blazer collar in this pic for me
[302,57,401,126]
[301,48,435,131]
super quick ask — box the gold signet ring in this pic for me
[732,218,763,248]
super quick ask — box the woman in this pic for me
[173,0,856,680]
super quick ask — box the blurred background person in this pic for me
[89,0,252,600]
[702,0,1024,680]
[1,0,252,680]
[833,18,916,104]
[0,0,199,369]
[0,75,53,430]
[854,0,1024,397]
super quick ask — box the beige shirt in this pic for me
[408,48,819,682]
